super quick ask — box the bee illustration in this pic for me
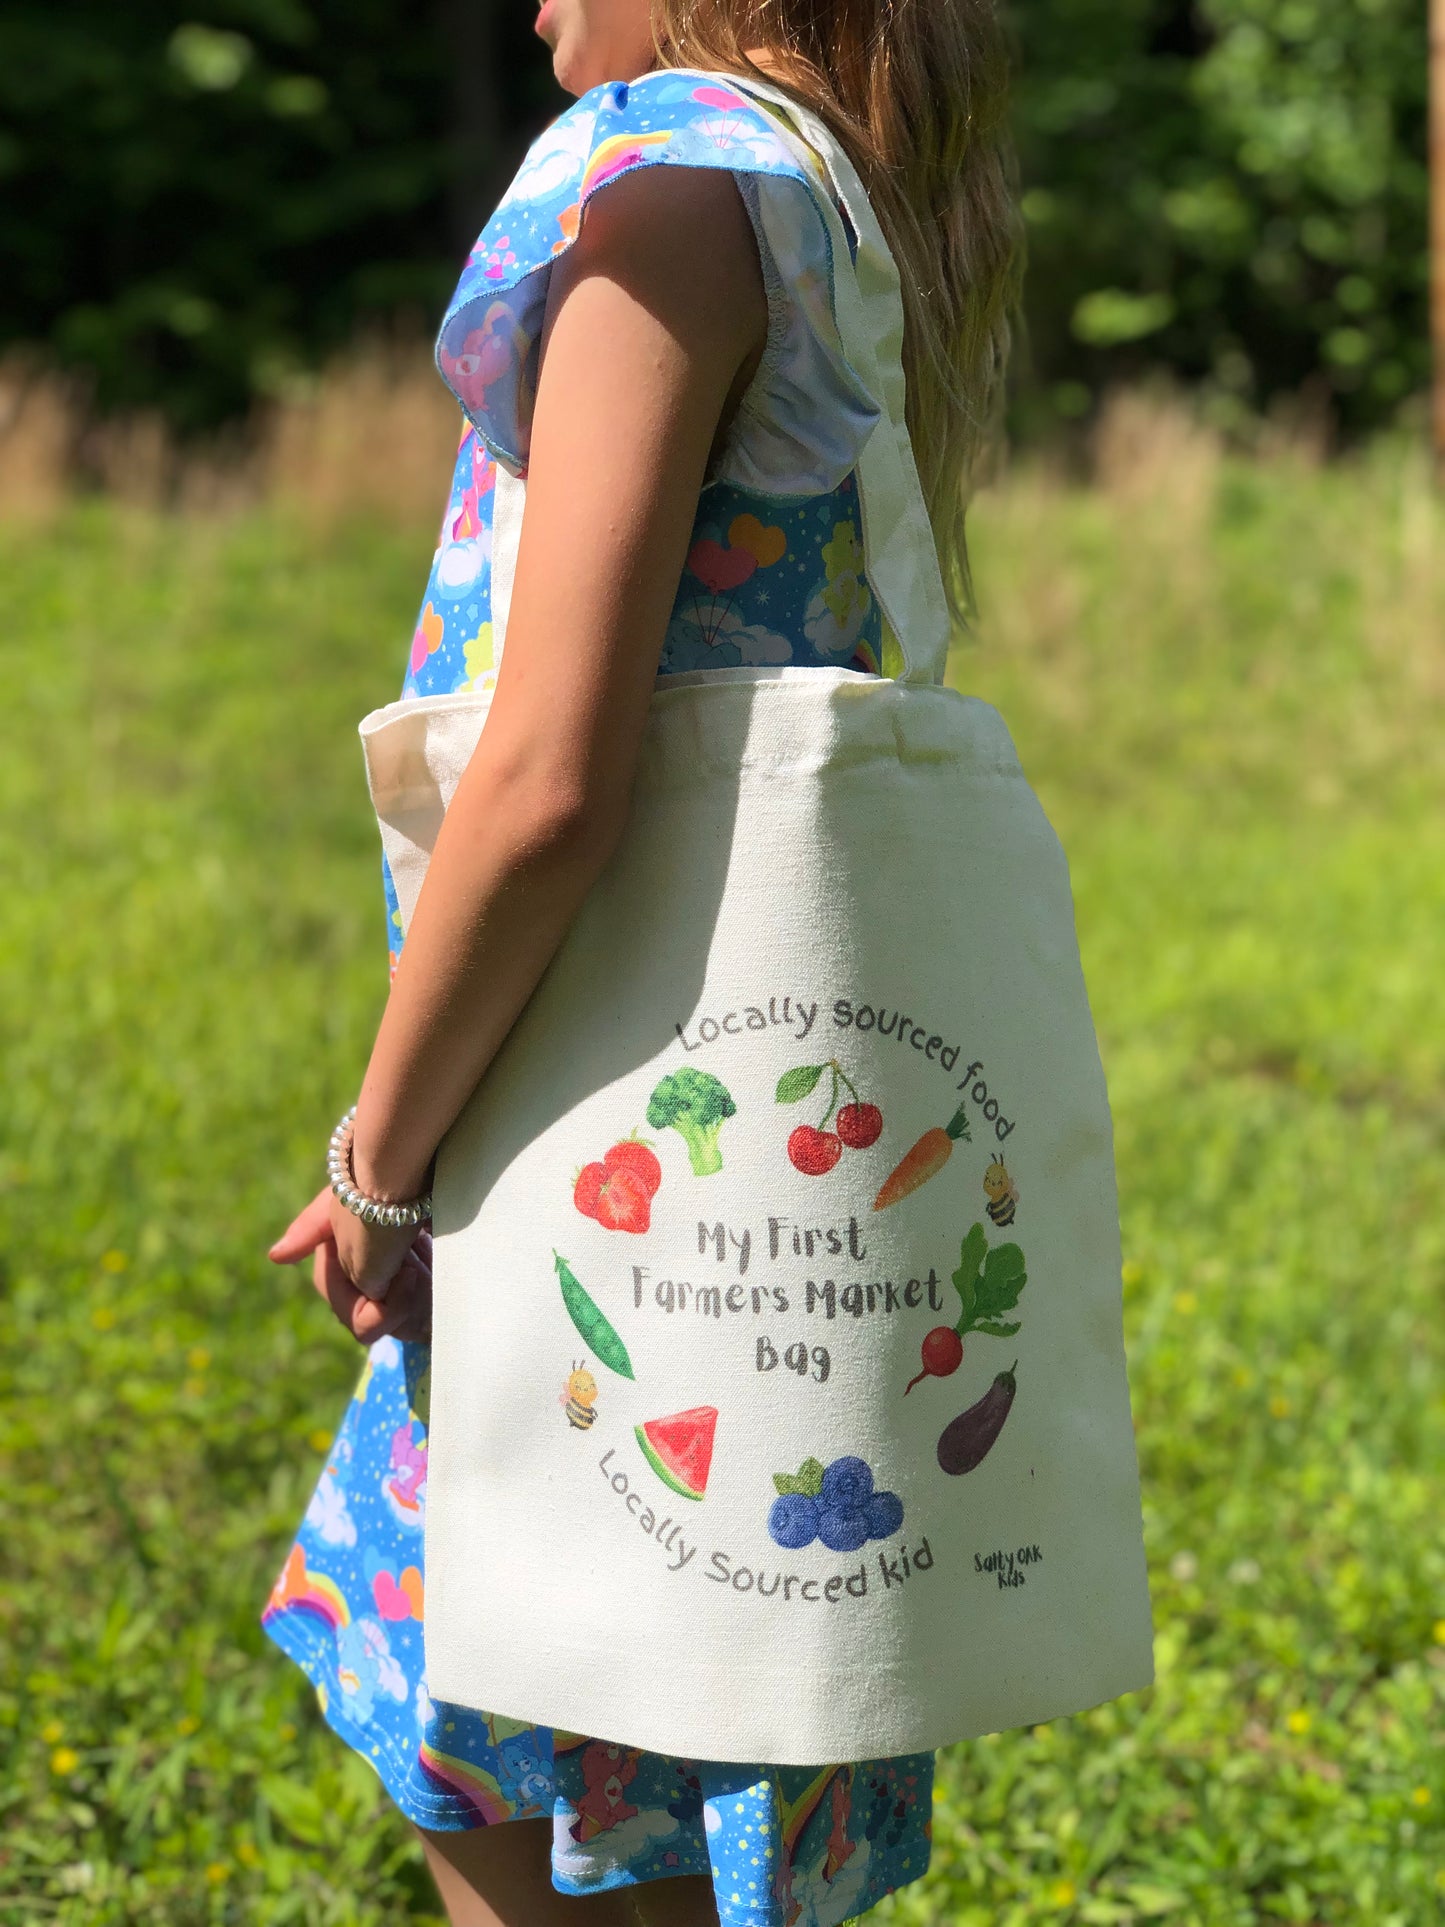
[983,1159,1019,1227]
[560,1360,599,1431]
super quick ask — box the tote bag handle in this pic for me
[716,71,954,688]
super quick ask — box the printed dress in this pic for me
[263,71,933,1926]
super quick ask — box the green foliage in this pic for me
[952,1223,1027,1338]
[2,449,1443,1918]
[0,2,554,431]
[773,1457,827,1498]
[776,1064,827,1104]
[0,3,1426,433]
[1012,0,1427,432]
[0,507,442,1918]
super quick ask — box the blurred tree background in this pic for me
[0,0,1427,439]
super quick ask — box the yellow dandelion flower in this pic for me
[187,1346,211,1371]
[1410,1787,1432,1808]
[41,1719,64,1744]
[1269,1395,1291,1419]
[1173,1289,1198,1316]
[205,1863,229,1884]
[1286,1710,1311,1736]
[101,1250,128,1273]
[279,1722,297,1742]
[308,1429,334,1455]
[1232,1366,1254,1389]
[1432,1619,1445,1646]
[176,1714,201,1736]
[50,1747,80,1775]
[91,1305,117,1331]
[236,1841,260,1867]
[1120,1261,1143,1287]
[1048,1878,1077,1906]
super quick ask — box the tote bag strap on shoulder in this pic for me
[716,71,953,688]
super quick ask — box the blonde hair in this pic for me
[650,0,1022,627]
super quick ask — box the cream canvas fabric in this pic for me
[359,75,1153,1764]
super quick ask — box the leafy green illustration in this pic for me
[950,1222,1027,1340]
[772,1455,825,1497]
[776,1065,826,1104]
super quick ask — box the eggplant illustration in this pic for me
[937,1362,1018,1475]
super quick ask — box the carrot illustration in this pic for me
[872,1101,971,1211]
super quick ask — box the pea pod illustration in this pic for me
[937,1362,1017,1475]
[553,1251,635,1380]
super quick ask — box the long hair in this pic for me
[650,0,1022,627]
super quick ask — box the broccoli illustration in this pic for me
[646,1068,737,1178]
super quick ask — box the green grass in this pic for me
[2,436,1443,1924]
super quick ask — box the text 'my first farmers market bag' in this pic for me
[358,73,1153,1764]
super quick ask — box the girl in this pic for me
[266,1,1024,1921]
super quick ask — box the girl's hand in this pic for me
[270,1188,433,1346]
[324,1186,421,1303]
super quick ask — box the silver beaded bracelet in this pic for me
[327,1106,432,1229]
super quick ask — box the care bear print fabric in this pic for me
[264,70,934,1924]
[264,1336,932,1921]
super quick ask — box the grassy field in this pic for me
[2,414,1442,1924]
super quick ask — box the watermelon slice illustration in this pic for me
[635,1406,719,1502]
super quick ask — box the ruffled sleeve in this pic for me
[434,69,882,498]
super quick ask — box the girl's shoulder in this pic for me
[436,69,881,499]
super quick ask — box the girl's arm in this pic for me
[315,164,767,1299]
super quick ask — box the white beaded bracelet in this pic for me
[327,1106,432,1229]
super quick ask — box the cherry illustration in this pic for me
[788,1126,844,1176]
[836,1102,883,1149]
[904,1325,964,1395]
[776,1060,882,1176]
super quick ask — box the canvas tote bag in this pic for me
[359,73,1153,1765]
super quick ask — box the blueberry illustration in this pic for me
[817,1505,870,1553]
[769,1493,820,1550]
[865,1490,904,1540]
[820,1456,874,1510]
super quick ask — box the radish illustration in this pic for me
[903,1325,964,1395]
[901,1222,1028,1400]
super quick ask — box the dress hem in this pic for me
[262,1604,935,1918]
[262,1610,486,1831]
